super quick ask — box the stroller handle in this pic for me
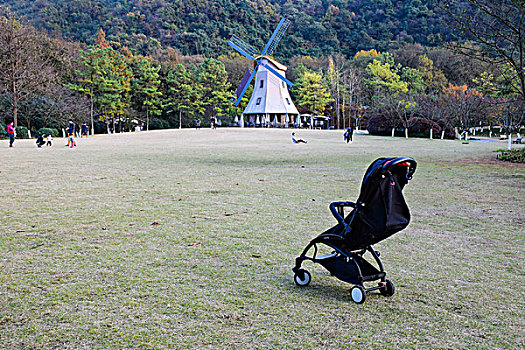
[329,201,356,225]
[382,157,417,180]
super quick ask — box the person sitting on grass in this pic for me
[291,132,307,144]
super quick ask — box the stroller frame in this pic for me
[292,157,417,303]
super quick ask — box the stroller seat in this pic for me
[292,157,417,303]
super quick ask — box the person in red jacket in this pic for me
[7,122,15,147]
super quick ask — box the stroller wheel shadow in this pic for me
[292,157,416,304]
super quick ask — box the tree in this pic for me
[442,83,485,134]
[161,63,203,128]
[293,69,333,116]
[417,55,448,93]
[131,56,162,131]
[341,66,363,129]
[93,47,132,132]
[441,0,525,147]
[474,68,525,149]
[365,53,427,137]
[441,0,525,101]
[195,59,232,125]
[68,46,104,134]
[0,16,57,127]
[326,55,346,129]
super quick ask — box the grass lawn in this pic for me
[1,129,523,349]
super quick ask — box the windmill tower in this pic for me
[229,17,299,127]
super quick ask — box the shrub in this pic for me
[494,148,525,163]
[37,128,59,137]
[436,120,456,139]
[367,114,396,136]
[94,121,107,134]
[149,119,171,130]
[407,117,442,138]
[15,126,29,139]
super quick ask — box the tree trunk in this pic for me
[146,107,150,131]
[90,87,95,135]
[405,128,408,139]
[336,80,340,130]
[12,79,18,127]
[179,110,182,129]
[342,93,346,130]
[507,132,512,150]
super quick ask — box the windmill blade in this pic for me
[261,17,291,57]
[236,68,253,100]
[261,62,293,87]
[228,35,258,61]
[233,65,259,106]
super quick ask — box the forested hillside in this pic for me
[1,0,453,59]
[1,0,523,145]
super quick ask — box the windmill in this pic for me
[228,17,293,107]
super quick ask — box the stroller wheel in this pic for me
[380,279,395,297]
[294,269,311,286]
[350,285,366,304]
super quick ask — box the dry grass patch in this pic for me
[1,129,523,349]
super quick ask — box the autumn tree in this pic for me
[0,16,57,127]
[441,0,525,101]
[326,55,346,129]
[442,83,485,134]
[293,65,333,116]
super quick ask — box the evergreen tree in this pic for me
[161,63,203,128]
[131,56,162,131]
[68,46,104,134]
[96,47,132,132]
[195,59,232,125]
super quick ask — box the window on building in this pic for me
[256,97,262,105]
[285,98,291,105]
[260,80,264,88]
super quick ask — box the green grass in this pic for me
[1,129,524,349]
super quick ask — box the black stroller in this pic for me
[292,157,417,303]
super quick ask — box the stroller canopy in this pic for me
[345,157,417,250]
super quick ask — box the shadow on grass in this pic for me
[276,273,391,304]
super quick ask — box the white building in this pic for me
[242,56,299,127]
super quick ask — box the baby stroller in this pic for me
[292,157,417,303]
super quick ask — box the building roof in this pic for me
[253,56,288,71]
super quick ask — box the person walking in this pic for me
[67,119,76,147]
[196,119,201,130]
[81,123,88,138]
[7,122,15,147]
[344,127,353,143]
